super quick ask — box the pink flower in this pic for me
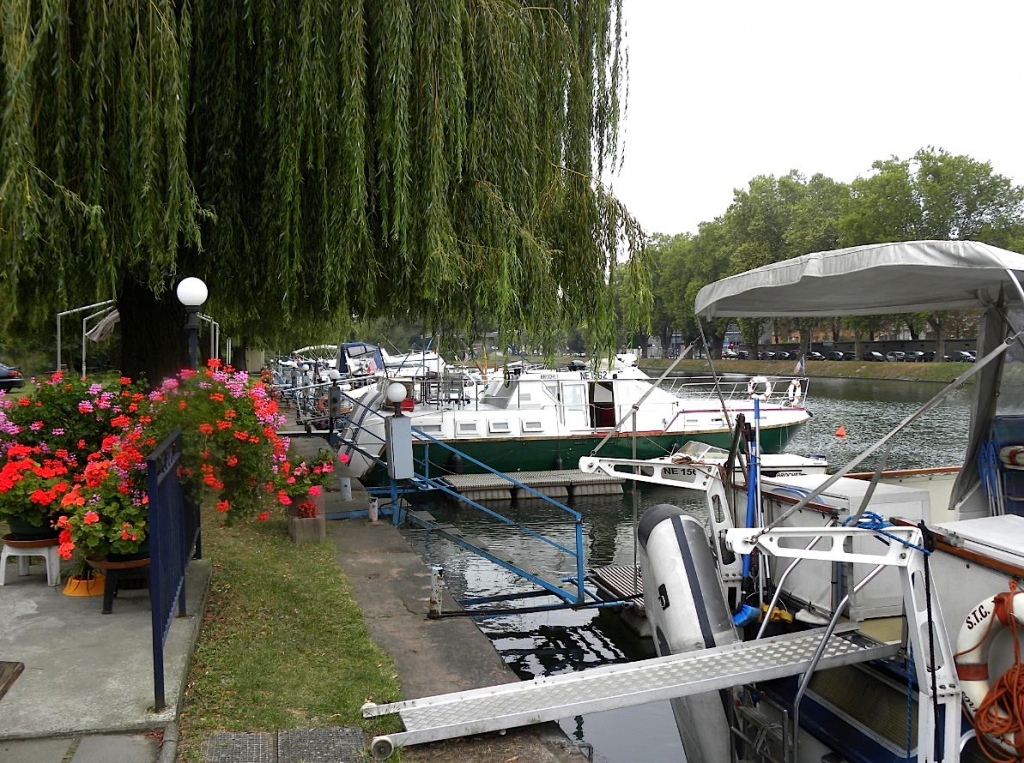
[308,485,321,497]
[338,453,350,465]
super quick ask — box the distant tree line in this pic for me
[639,148,1024,360]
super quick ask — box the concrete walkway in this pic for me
[326,502,585,762]
[0,453,585,761]
[0,550,210,762]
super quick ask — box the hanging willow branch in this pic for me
[0,0,649,356]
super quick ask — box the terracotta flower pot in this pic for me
[63,573,106,597]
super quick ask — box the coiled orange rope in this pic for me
[959,581,1024,762]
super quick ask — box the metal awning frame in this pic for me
[56,299,115,374]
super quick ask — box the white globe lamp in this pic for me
[176,277,208,369]
[386,382,408,414]
[176,277,208,308]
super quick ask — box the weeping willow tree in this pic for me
[1,0,649,384]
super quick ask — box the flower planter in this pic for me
[6,517,59,542]
[287,493,326,544]
[63,573,106,597]
[287,513,326,544]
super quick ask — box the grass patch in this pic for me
[176,506,404,760]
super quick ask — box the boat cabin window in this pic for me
[522,419,544,432]
[456,421,478,435]
[559,382,589,429]
[560,383,587,410]
[590,381,616,428]
[488,420,511,434]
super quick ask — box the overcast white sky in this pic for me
[611,1,1024,237]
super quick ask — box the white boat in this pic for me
[601,240,1024,762]
[334,360,811,486]
[580,439,829,490]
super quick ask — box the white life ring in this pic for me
[955,589,1024,752]
[747,375,773,400]
[786,379,803,404]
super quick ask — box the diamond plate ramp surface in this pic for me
[363,626,898,757]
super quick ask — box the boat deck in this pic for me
[440,469,623,501]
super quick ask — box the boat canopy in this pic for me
[694,239,1024,518]
[694,240,1024,319]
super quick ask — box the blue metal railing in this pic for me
[146,428,201,711]
[329,388,587,604]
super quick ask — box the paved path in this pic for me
[325,500,585,762]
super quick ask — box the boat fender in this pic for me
[955,586,1024,753]
[638,504,737,763]
[747,375,772,400]
[786,378,802,404]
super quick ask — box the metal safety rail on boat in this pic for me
[361,624,898,759]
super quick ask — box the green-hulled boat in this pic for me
[335,364,810,487]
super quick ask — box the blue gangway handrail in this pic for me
[328,388,587,603]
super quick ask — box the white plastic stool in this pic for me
[0,539,61,587]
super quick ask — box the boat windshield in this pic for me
[998,308,1024,416]
[674,440,725,461]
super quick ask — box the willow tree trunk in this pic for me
[118,274,190,387]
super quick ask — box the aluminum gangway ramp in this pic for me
[361,624,899,758]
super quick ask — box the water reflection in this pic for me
[785,377,970,472]
[397,377,974,762]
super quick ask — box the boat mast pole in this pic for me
[632,409,639,592]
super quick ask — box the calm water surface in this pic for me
[399,377,972,762]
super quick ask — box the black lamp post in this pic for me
[176,277,208,370]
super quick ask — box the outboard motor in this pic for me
[639,504,739,763]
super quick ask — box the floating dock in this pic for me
[440,469,623,502]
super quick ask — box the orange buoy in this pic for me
[835,425,847,437]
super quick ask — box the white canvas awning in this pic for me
[694,240,1024,319]
[693,239,1024,517]
[85,308,120,342]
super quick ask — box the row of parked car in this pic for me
[722,349,976,363]
[865,350,976,363]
